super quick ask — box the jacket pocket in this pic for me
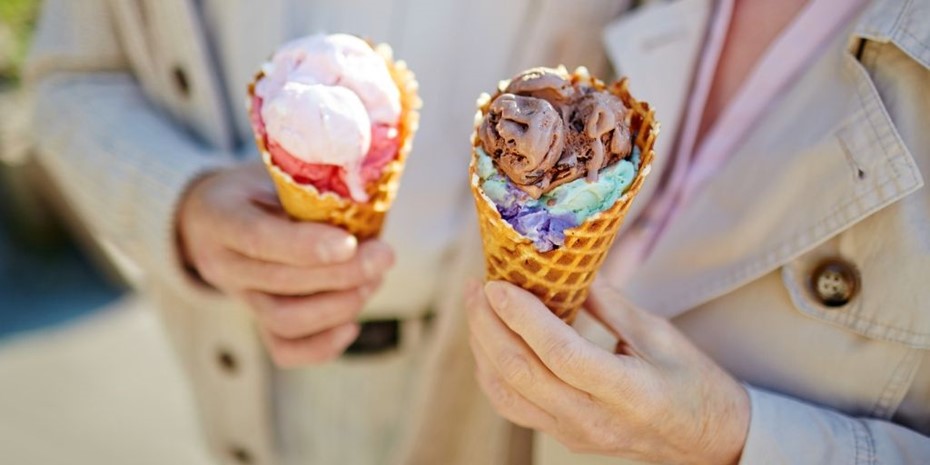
[780,229,930,350]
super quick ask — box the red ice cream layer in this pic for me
[250,94,400,200]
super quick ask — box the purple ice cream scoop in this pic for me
[491,181,578,252]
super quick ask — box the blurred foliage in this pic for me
[0,0,40,87]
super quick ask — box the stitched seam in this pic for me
[870,348,919,418]
[802,306,930,344]
[780,265,930,346]
[852,417,863,465]
[896,27,930,69]
[782,264,930,344]
[899,27,930,55]
[889,0,913,38]
[664,171,920,341]
[852,54,902,182]
[659,53,923,322]
[858,418,877,465]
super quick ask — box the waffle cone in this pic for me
[470,68,658,323]
[249,42,421,241]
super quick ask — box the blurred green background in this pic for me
[0,0,124,338]
[0,0,39,88]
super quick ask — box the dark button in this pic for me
[809,258,860,307]
[344,320,400,356]
[172,65,190,98]
[229,445,253,464]
[216,348,238,375]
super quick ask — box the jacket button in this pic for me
[172,65,191,98]
[228,445,253,464]
[809,258,860,307]
[216,348,238,375]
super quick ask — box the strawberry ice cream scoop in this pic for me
[253,33,402,202]
[261,82,371,200]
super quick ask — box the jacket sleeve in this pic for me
[25,0,234,289]
[740,386,930,464]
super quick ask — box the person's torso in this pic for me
[538,0,930,463]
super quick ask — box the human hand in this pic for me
[177,162,395,367]
[465,279,749,465]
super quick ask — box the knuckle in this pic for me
[498,351,534,386]
[478,373,519,418]
[485,377,515,411]
[585,426,619,451]
[545,338,581,371]
[582,416,627,453]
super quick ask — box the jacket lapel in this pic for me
[108,0,235,151]
[602,0,713,223]
[621,8,924,318]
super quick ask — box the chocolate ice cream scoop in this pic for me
[478,67,633,198]
[479,94,565,186]
[575,92,632,181]
[506,67,576,103]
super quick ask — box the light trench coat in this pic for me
[24,0,930,464]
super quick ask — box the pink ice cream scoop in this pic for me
[253,33,402,202]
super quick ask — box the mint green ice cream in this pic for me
[476,146,639,240]
[545,156,637,223]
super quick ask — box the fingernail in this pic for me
[362,242,393,279]
[484,281,508,309]
[320,235,357,263]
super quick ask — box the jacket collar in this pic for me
[855,0,930,70]
[602,0,714,223]
[606,0,925,318]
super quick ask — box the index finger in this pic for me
[484,281,633,396]
[226,204,358,266]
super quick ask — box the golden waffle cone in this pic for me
[470,67,658,323]
[249,42,421,241]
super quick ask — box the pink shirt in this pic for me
[608,0,869,284]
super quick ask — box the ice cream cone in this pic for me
[470,68,658,323]
[249,43,420,241]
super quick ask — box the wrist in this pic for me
[706,382,750,465]
[690,375,752,465]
